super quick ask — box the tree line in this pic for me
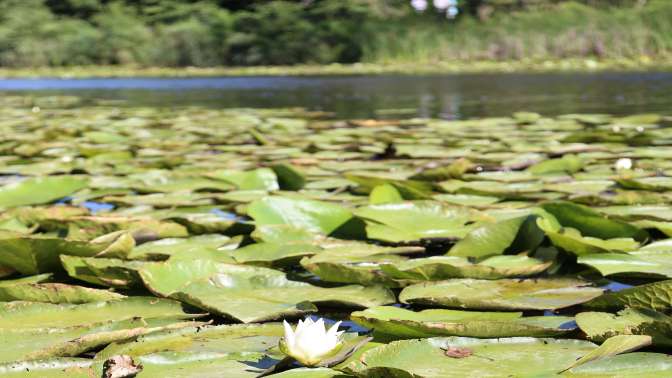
[0,0,664,67]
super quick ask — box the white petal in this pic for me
[282,320,295,347]
[326,321,342,341]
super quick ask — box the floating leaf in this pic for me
[0,176,88,209]
[369,184,404,205]
[563,352,672,376]
[578,250,672,278]
[0,231,134,275]
[527,154,583,174]
[448,215,542,258]
[584,280,672,311]
[540,201,647,241]
[139,259,394,322]
[341,337,598,377]
[0,297,196,330]
[354,201,474,243]
[351,306,575,338]
[561,335,651,373]
[400,278,603,310]
[248,196,353,235]
[0,358,93,377]
[208,168,279,191]
[380,255,551,281]
[576,308,672,347]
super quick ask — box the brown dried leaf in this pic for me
[103,355,143,378]
[443,346,474,359]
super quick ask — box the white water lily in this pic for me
[615,157,633,171]
[281,318,344,366]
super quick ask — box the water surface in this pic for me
[1,72,671,119]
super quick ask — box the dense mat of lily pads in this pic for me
[1,95,672,376]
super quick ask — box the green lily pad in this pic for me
[0,176,88,209]
[584,279,672,311]
[139,259,395,322]
[0,297,197,330]
[61,255,147,288]
[0,282,124,304]
[231,242,321,267]
[578,250,672,278]
[299,243,423,286]
[351,306,575,338]
[380,255,551,281]
[23,319,199,362]
[128,234,235,261]
[527,154,583,175]
[448,215,543,258]
[0,231,134,275]
[0,318,194,363]
[208,168,279,191]
[562,352,672,376]
[540,201,647,241]
[267,367,344,377]
[354,201,474,243]
[400,278,603,310]
[97,322,285,360]
[537,215,640,256]
[576,308,672,347]
[134,352,267,378]
[369,184,404,205]
[340,337,598,377]
[248,196,353,235]
[561,335,651,372]
[0,358,93,377]
[271,163,306,191]
[345,173,433,199]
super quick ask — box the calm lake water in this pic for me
[1,72,671,119]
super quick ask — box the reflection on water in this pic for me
[601,281,634,292]
[1,72,672,119]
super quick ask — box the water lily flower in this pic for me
[281,318,344,366]
[615,158,633,171]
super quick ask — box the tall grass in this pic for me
[363,0,672,64]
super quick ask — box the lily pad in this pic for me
[0,358,93,377]
[340,337,598,377]
[400,278,603,310]
[380,255,551,281]
[0,231,134,275]
[128,234,235,261]
[139,259,395,322]
[0,297,197,330]
[537,215,640,256]
[0,176,88,209]
[540,201,647,241]
[576,308,672,347]
[563,352,672,376]
[578,250,672,278]
[248,196,353,236]
[208,168,279,191]
[354,201,474,243]
[584,280,672,311]
[351,306,576,338]
[561,335,651,372]
[448,215,543,258]
[0,282,124,304]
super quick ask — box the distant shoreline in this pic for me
[1,60,671,79]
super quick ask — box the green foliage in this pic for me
[364,0,672,63]
[0,0,671,67]
[230,1,369,65]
